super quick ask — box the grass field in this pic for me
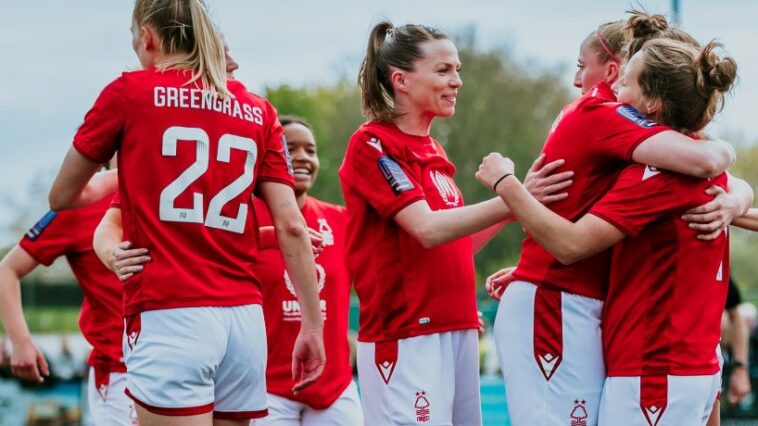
[0,307,80,334]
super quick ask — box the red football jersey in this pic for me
[512,82,669,300]
[73,68,294,315]
[253,197,352,409]
[590,165,729,376]
[20,193,125,372]
[338,121,479,342]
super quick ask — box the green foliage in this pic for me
[0,307,80,334]
[728,143,758,300]
[265,82,364,205]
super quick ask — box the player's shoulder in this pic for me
[348,121,406,154]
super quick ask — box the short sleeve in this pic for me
[340,129,425,219]
[18,211,75,266]
[256,103,295,188]
[73,76,127,164]
[589,164,698,237]
[590,104,669,161]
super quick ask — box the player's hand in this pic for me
[477,311,486,337]
[10,337,49,383]
[485,266,516,301]
[523,154,573,204]
[308,228,324,257]
[291,329,326,394]
[682,186,742,240]
[476,153,515,191]
[110,241,151,281]
[728,365,751,404]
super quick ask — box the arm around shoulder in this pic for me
[632,131,735,178]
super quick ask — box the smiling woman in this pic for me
[337,20,575,426]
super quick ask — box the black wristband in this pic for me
[733,360,748,369]
[493,173,513,192]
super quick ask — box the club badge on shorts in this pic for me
[570,399,587,426]
[415,391,430,423]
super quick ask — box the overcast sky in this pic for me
[1,0,756,243]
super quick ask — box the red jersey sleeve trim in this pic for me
[18,239,55,267]
[213,409,269,420]
[588,210,638,238]
[73,139,108,164]
[125,388,213,416]
[624,126,669,161]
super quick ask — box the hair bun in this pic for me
[698,41,737,93]
[626,10,669,38]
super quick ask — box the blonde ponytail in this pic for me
[133,0,231,98]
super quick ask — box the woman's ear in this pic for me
[644,96,663,117]
[606,61,620,84]
[141,25,159,52]
[390,69,408,94]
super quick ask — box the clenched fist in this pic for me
[476,153,515,191]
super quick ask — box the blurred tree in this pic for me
[728,141,758,301]
[3,170,75,285]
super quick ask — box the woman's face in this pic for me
[573,37,616,94]
[285,123,319,196]
[396,39,462,118]
[615,51,657,116]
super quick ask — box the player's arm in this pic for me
[0,246,49,383]
[705,400,720,426]
[476,153,624,264]
[632,131,735,178]
[469,155,573,253]
[259,181,325,392]
[258,226,324,254]
[395,197,512,250]
[92,208,150,281]
[727,304,751,404]
[49,149,115,211]
[682,174,754,239]
[732,208,758,232]
[396,156,573,250]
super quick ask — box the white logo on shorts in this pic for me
[415,391,430,423]
[644,405,664,426]
[97,383,108,401]
[378,361,395,384]
[127,331,139,350]
[570,400,587,426]
[538,352,559,379]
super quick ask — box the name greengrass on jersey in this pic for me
[153,86,263,124]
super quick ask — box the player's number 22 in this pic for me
[159,126,257,234]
